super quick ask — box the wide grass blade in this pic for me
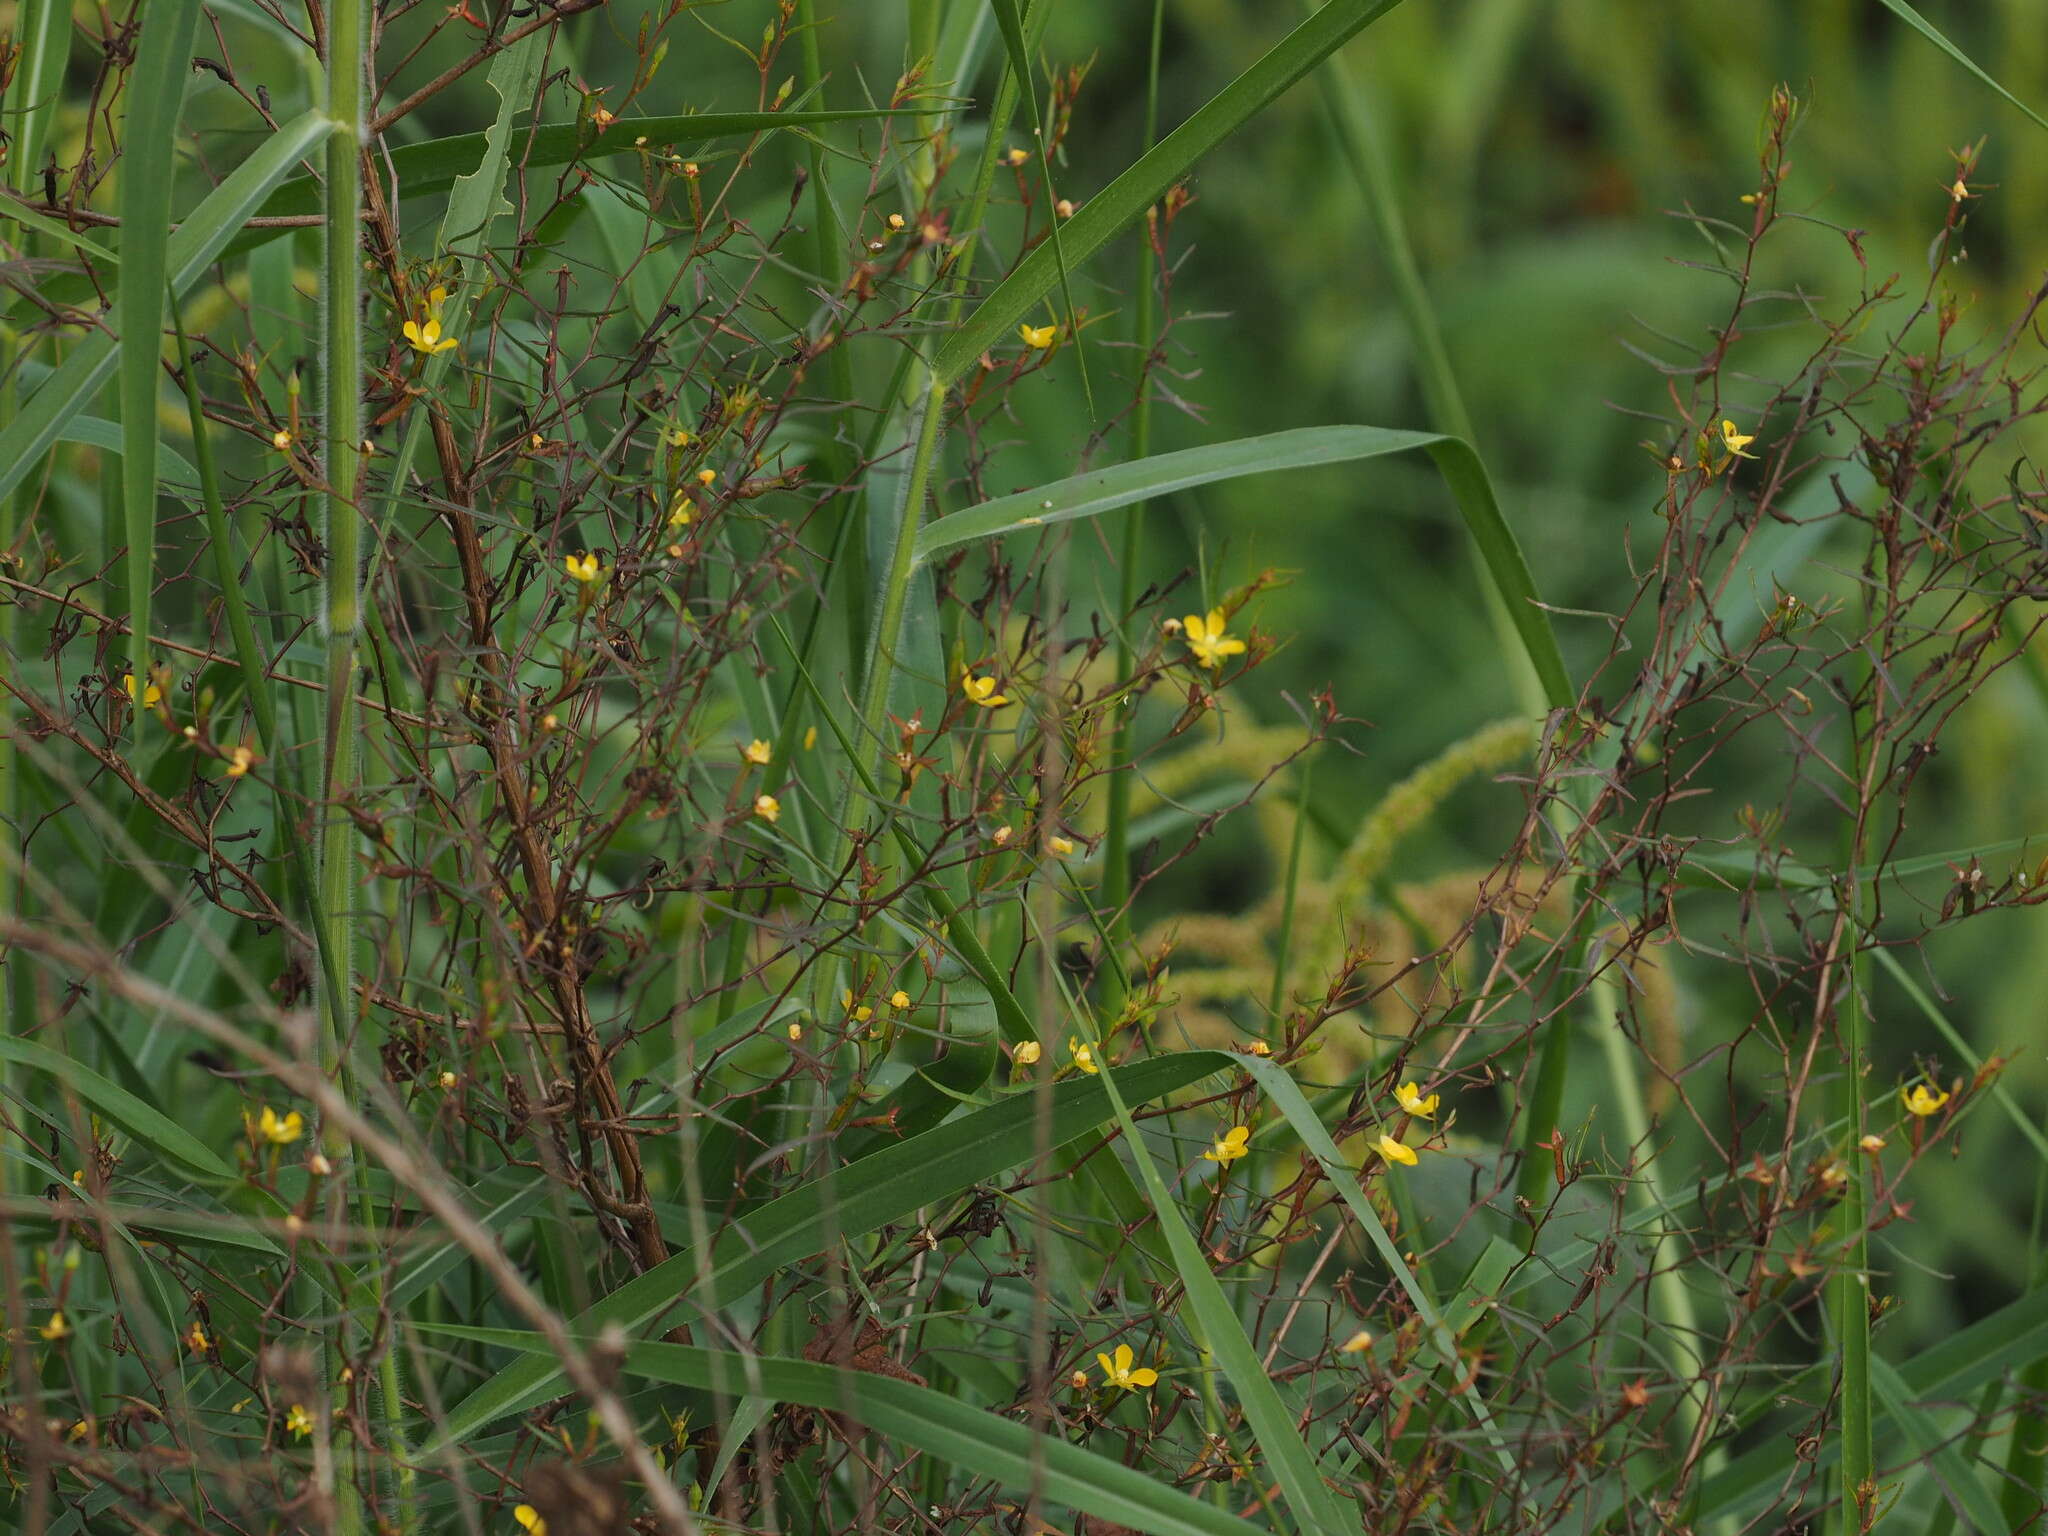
[916,425,1572,708]
[932,0,1407,384]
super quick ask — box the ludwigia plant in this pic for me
[1,4,2046,1535]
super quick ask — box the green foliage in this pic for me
[2,4,2047,1535]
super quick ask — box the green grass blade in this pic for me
[48,416,199,486]
[915,425,1572,707]
[1868,1355,2008,1535]
[1237,1052,1528,1495]
[116,0,204,704]
[0,1035,235,1183]
[433,1051,1231,1443]
[1875,0,2048,132]
[931,0,1406,385]
[1087,1050,1355,1535]
[0,110,330,504]
[432,1329,1270,1536]
[0,199,118,263]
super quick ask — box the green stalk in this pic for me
[1831,860,1874,1531]
[319,4,379,1530]
[1098,0,1166,1003]
[0,0,68,1208]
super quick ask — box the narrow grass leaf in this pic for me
[434,1051,1230,1442]
[0,110,330,503]
[116,0,204,700]
[0,1035,235,1183]
[431,1331,1270,1536]
[932,0,1406,383]
[1087,1050,1354,1536]
[916,425,1571,708]
[1875,0,2048,132]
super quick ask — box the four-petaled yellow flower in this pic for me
[123,673,162,709]
[1901,1082,1950,1118]
[889,990,911,1009]
[563,552,600,584]
[1374,1133,1418,1167]
[743,739,772,765]
[1203,1126,1251,1165]
[284,1403,313,1439]
[1394,1081,1439,1118]
[753,794,781,824]
[962,673,1009,709]
[38,1310,71,1341]
[1018,322,1058,349]
[515,1506,548,1536]
[402,287,459,355]
[1720,419,1757,460]
[1182,609,1246,671]
[1339,1329,1373,1354]
[1014,1040,1042,1067]
[256,1106,304,1146]
[1068,1037,1098,1075]
[1094,1343,1158,1391]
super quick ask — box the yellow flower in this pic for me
[1858,1133,1887,1153]
[123,673,162,709]
[255,1106,304,1146]
[1901,1082,1950,1118]
[271,428,293,450]
[284,1403,313,1439]
[1242,1040,1272,1057]
[1202,1126,1251,1165]
[696,468,717,486]
[1339,1329,1373,1354]
[38,1310,70,1341]
[1068,1037,1098,1075]
[438,1070,458,1090]
[401,312,459,356]
[1374,1133,1418,1167]
[753,794,781,824]
[1068,1369,1089,1391]
[961,673,1009,709]
[184,1321,210,1354]
[226,745,256,778]
[1049,835,1076,856]
[889,990,911,1009]
[1182,609,1246,670]
[886,212,906,231]
[743,739,772,765]
[849,1004,873,1024]
[786,1022,803,1042]
[802,726,818,750]
[666,427,692,447]
[1005,147,1029,166]
[1720,419,1757,460]
[667,493,694,529]
[563,552,600,584]
[1014,1040,1042,1067]
[1017,322,1058,349]
[1094,1343,1158,1391]
[1394,1081,1439,1118]
[515,1507,548,1536]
